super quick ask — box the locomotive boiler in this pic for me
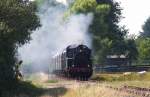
[50,44,93,79]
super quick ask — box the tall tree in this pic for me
[140,17,150,37]
[125,38,138,65]
[137,17,150,64]
[68,0,128,63]
[0,0,40,86]
[136,38,150,61]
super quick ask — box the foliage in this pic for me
[0,0,40,87]
[68,0,129,64]
[125,38,138,64]
[137,17,150,64]
[34,0,45,7]
[93,38,112,63]
[140,17,150,37]
[136,38,150,61]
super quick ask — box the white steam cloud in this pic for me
[56,0,68,5]
[18,0,93,73]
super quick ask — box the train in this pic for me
[50,44,93,80]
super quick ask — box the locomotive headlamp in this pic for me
[88,65,90,67]
[72,65,75,67]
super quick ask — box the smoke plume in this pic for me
[18,0,93,74]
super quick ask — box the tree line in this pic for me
[67,0,150,65]
[67,0,138,64]
[136,17,150,63]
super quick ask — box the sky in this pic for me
[115,0,150,35]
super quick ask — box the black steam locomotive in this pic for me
[50,44,93,79]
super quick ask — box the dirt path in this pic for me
[43,79,97,89]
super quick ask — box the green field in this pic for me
[91,72,150,87]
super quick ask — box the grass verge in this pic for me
[46,79,58,83]
[62,84,135,97]
[91,72,150,81]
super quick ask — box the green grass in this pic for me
[91,72,150,81]
[46,79,58,83]
[62,83,135,97]
[91,72,150,88]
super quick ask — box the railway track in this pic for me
[51,74,92,81]
[107,85,150,97]
[47,77,150,97]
